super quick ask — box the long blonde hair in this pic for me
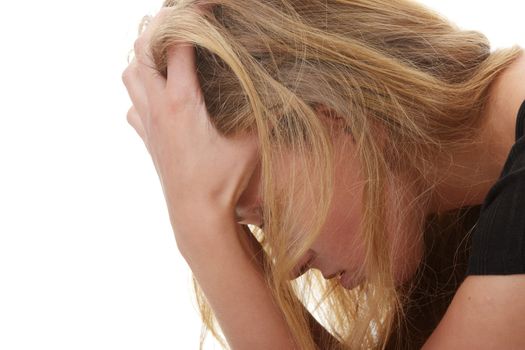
[136,0,523,348]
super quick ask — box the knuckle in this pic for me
[121,62,139,84]
[165,96,187,115]
[121,67,131,84]
[126,107,134,124]
[167,84,199,105]
[133,36,147,59]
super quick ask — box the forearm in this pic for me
[236,226,344,350]
[178,218,299,350]
[178,217,343,350]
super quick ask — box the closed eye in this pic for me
[258,209,265,230]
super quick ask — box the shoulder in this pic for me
[466,138,525,275]
[421,274,525,350]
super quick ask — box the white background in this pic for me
[0,1,523,349]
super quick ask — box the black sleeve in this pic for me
[466,139,525,275]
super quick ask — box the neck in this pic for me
[430,51,525,215]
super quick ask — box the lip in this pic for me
[339,270,364,289]
[339,271,350,288]
[323,270,345,280]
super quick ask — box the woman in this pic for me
[122,0,525,349]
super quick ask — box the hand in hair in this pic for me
[122,7,260,250]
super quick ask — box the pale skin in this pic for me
[420,52,525,350]
[123,7,525,349]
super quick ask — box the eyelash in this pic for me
[257,207,265,229]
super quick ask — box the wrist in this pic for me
[173,211,239,261]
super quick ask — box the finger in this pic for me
[127,105,147,141]
[166,43,201,100]
[134,9,172,98]
[165,4,214,97]
[122,58,149,118]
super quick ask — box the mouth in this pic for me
[338,270,351,288]
[323,270,345,280]
[338,270,364,289]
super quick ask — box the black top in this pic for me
[466,99,525,275]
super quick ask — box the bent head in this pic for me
[235,107,424,290]
[146,0,523,348]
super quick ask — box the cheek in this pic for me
[326,143,367,262]
[317,175,367,267]
[324,204,365,263]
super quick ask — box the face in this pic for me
[235,116,422,290]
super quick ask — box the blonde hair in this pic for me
[135,0,523,348]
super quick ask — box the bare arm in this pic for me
[237,225,345,350]
[178,217,299,349]
[421,275,525,349]
[122,5,340,348]
[177,216,343,350]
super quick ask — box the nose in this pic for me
[289,251,315,280]
[322,270,344,280]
